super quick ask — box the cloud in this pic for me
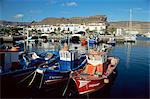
[62,2,78,7]
[13,14,24,19]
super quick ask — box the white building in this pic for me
[116,28,123,36]
[25,22,107,34]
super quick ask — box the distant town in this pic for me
[0,15,150,43]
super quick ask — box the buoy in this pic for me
[104,78,109,83]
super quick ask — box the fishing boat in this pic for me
[124,35,136,42]
[71,48,119,95]
[107,38,116,46]
[35,43,87,86]
[144,32,150,38]
[0,46,57,80]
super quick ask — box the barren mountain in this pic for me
[39,15,107,24]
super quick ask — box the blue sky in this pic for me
[0,0,149,22]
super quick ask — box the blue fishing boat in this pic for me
[0,46,58,81]
[34,43,87,86]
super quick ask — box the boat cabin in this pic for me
[87,52,107,66]
[0,47,22,72]
[84,50,108,75]
[58,43,81,71]
[59,50,79,71]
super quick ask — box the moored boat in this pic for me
[71,49,119,95]
[124,35,137,42]
[35,43,87,86]
[0,46,57,81]
[107,38,116,46]
[143,32,150,38]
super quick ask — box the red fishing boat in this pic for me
[71,49,119,95]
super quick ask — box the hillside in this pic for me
[39,15,107,24]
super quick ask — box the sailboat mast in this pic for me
[129,9,132,31]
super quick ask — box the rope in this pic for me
[28,71,37,86]
[39,73,44,89]
[18,71,35,84]
[62,72,71,96]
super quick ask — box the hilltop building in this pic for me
[24,15,108,35]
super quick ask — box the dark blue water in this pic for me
[108,40,150,98]
[2,39,149,98]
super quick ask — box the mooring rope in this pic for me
[28,71,37,86]
[18,71,35,84]
[39,73,44,89]
[62,72,72,96]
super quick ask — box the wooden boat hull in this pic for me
[44,71,70,85]
[36,55,87,86]
[73,72,115,95]
[72,57,119,95]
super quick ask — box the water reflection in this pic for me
[109,40,149,98]
[124,43,132,69]
[27,41,61,53]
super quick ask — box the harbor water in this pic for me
[1,38,149,98]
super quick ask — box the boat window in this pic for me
[60,52,63,57]
[61,52,65,58]
[66,52,70,58]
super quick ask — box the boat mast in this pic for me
[87,31,90,53]
[129,9,132,31]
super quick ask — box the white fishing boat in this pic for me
[71,49,119,95]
